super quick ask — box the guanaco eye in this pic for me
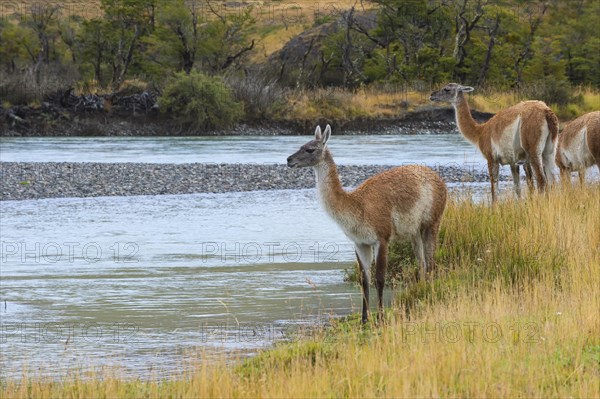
[444,88,450,92]
[306,148,316,154]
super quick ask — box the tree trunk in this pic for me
[113,25,141,90]
[452,0,484,82]
[95,48,103,86]
[514,3,548,89]
[477,14,501,87]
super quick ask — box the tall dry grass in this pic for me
[3,184,599,398]
[470,86,600,121]
[282,87,433,122]
[278,86,599,124]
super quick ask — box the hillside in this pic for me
[0,0,598,134]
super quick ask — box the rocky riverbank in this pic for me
[1,102,493,137]
[0,162,501,201]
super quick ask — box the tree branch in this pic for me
[221,39,255,70]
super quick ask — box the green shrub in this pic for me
[159,71,243,130]
[524,80,582,107]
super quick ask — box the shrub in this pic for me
[159,71,243,130]
[224,72,288,121]
[523,80,582,106]
[304,88,366,120]
[0,63,79,105]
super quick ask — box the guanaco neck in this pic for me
[313,149,355,216]
[453,92,483,146]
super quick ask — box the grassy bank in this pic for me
[2,184,599,397]
[279,86,600,124]
[468,86,600,121]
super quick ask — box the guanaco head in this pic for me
[430,83,474,104]
[287,125,332,168]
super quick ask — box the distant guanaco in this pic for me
[556,111,600,184]
[430,83,559,201]
[287,125,447,323]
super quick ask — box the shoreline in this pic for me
[0,162,501,201]
[0,105,493,137]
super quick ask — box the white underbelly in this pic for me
[333,214,377,245]
[492,117,526,165]
[391,184,432,239]
[345,233,377,245]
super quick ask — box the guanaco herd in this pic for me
[287,82,600,323]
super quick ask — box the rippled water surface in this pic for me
[0,189,372,377]
[0,134,484,166]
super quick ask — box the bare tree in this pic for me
[476,11,501,86]
[340,6,366,88]
[452,0,488,81]
[514,2,548,89]
[111,24,141,90]
[29,4,60,65]
[296,37,316,89]
[157,0,201,74]
[204,1,256,73]
[27,4,60,84]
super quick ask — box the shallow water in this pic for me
[0,182,506,378]
[0,190,369,377]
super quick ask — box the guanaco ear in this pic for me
[459,85,474,92]
[314,125,322,141]
[322,124,331,146]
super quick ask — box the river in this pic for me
[0,134,572,378]
[0,134,482,165]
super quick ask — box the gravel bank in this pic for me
[0,162,502,201]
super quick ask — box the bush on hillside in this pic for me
[159,71,243,130]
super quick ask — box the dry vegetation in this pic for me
[284,87,432,121]
[275,86,600,123]
[470,86,600,122]
[3,184,599,398]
